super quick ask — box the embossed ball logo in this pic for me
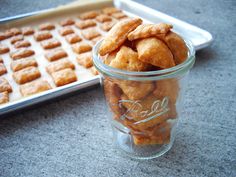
[118,97,169,124]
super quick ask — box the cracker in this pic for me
[39,23,55,31]
[72,42,92,54]
[0,63,7,76]
[0,77,12,93]
[99,18,142,56]
[10,48,35,60]
[160,31,188,65]
[109,46,150,71]
[65,33,82,44]
[0,91,9,104]
[45,48,68,61]
[0,44,10,54]
[14,40,31,48]
[76,52,93,68]
[100,21,116,32]
[22,27,34,35]
[20,80,52,97]
[34,31,52,41]
[10,35,24,44]
[102,7,121,15]
[96,14,112,23]
[75,20,96,29]
[41,38,61,49]
[46,58,75,74]
[0,32,7,41]
[81,27,101,40]
[11,58,38,72]
[12,66,41,84]
[79,11,99,20]
[112,12,127,19]
[60,18,75,26]
[59,26,74,36]
[51,68,77,86]
[136,37,175,68]
[5,28,22,37]
[127,23,173,41]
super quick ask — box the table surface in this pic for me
[0,0,235,177]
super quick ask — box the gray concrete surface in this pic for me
[0,0,236,177]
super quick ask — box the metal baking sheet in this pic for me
[0,0,213,116]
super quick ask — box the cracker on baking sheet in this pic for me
[79,11,99,20]
[11,35,24,44]
[0,77,12,93]
[34,31,52,41]
[51,68,77,87]
[65,33,82,44]
[11,58,38,72]
[39,23,55,31]
[46,58,75,74]
[0,44,10,54]
[45,48,68,61]
[72,42,92,54]
[0,63,7,76]
[5,28,22,37]
[99,18,142,56]
[102,7,121,15]
[59,26,74,36]
[60,18,75,26]
[111,12,127,19]
[20,80,52,97]
[96,14,112,23]
[12,66,41,84]
[22,27,34,35]
[76,52,93,68]
[14,40,31,48]
[81,27,101,40]
[75,20,96,29]
[0,91,9,104]
[41,38,61,49]
[10,48,35,60]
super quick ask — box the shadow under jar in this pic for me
[93,39,195,159]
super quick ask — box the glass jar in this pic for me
[93,39,195,159]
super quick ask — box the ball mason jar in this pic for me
[93,40,195,159]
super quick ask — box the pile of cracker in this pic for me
[98,18,188,145]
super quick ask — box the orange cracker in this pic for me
[10,48,35,60]
[11,57,38,72]
[72,42,92,54]
[46,58,75,74]
[22,27,34,35]
[112,12,127,19]
[0,77,12,93]
[75,20,96,29]
[20,80,52,97]
[100,21,116,32]
[34,31,52,41]
[51,68,77,86]
[99,18,142,56]
[0,44,10,54]
[12,66,41,84]
[0,63,7,76]
[81,27,101,40]
[65,33,82,44]
[96,14,112,23]
[39,22,55,31]
[45,48,68,61]
[41,38,61,49]
[14,40,31,48]
[10,35,24,44]
[76,52,93,68]
[0,91,9,104]
[102,7,121,15]
[79,11,99,20]
[59,26,74,36]
[60,18,75,26]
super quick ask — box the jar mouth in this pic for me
[92,39,195,81]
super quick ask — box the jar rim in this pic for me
[92,38,195,81]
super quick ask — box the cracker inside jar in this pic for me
[98,18,188,146]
